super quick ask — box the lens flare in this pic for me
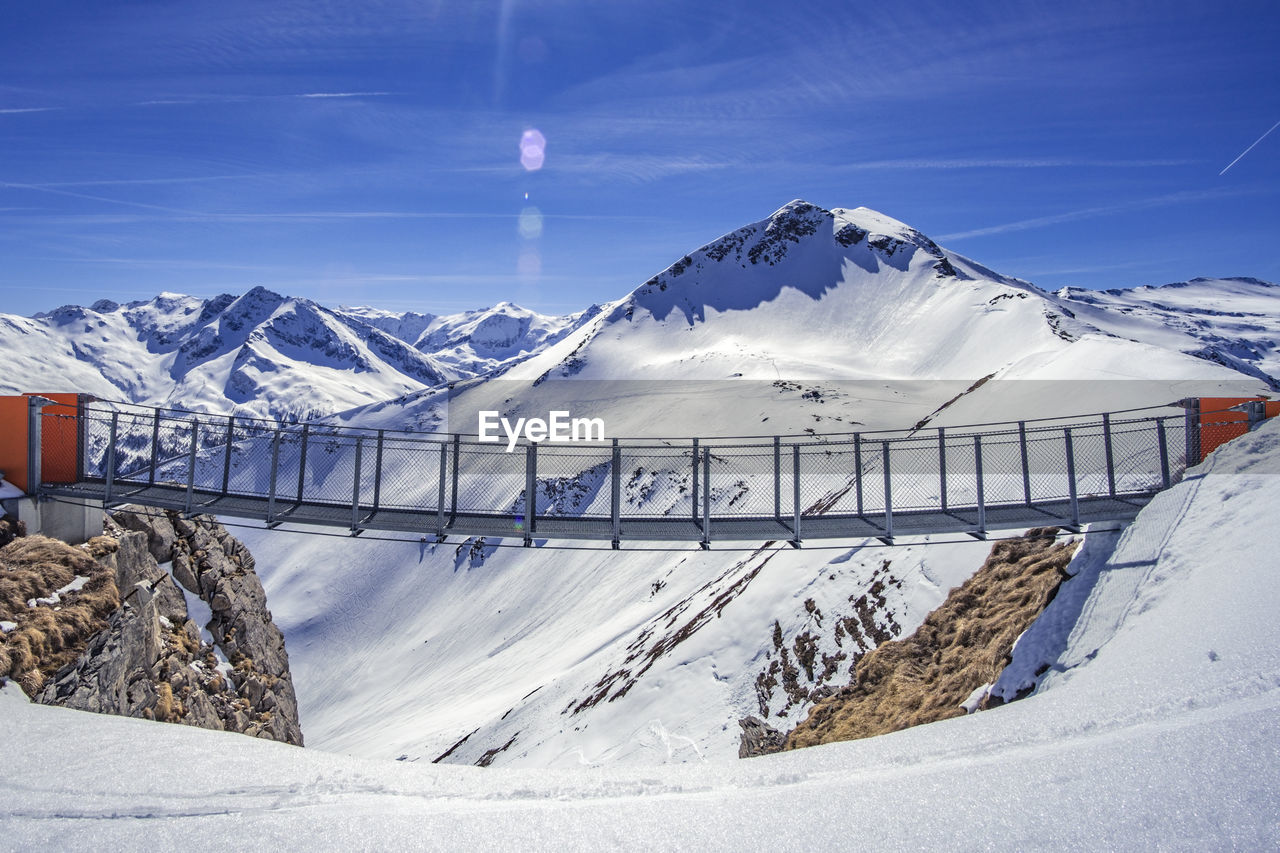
[520,128,546,171]
[518,247,541,278]
[518,206,543,240]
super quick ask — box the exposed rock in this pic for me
[110,505,176,564]
[163,511,302,746]
[0,514,25,548]
[738,716,786,758]
[36,513,303,747]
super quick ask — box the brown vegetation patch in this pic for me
[0,535,120,697]
[784,528,1076,751]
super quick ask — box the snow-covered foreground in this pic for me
[4,419,1279,849]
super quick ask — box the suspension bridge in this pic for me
[2,395,1272,549]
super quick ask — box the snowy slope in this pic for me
[5,417,1279,848]
[1058,277,1280,390]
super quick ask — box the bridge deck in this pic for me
[43,480,1152,544]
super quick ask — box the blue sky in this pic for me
[1,0,1277,317]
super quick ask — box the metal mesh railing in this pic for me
[33,399,1232,542]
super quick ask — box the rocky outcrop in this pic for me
[37,508,303,746]
[166,510,302,745]
[738,716,786,758]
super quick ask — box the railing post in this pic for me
[938,427,948,512]
[294,423,310,504]
[691,438,700,524]
[221,415,235,494]
[1156,417,1171,490]
[701,447,711,548]
[1064,427,1079,527]
[371,429,385,513]
[773,436,781,521]
[27,396,47,493]
[1183,398,1201,468]
[974,434,986,535]
[351,436,364,532]
[75,395,88,484]
[1019,421,1032,506]
[183,417,199,513]
[524,442,537,546]
[611,439,621,549]
[882,440,893,539]
[854,433,864,516]
[1102,412,1116,497]
[266,428,283,524]
[792,444,801,544]
[148,408,161,486]
[103,411,119,501]
[436,440,447,535]
[450,434,460,522]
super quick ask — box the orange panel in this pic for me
[33,393,82,485]
[1197,397,1278,457]
[0,395,30,492]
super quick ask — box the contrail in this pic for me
[1219,119,1280,175]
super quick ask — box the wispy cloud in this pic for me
[839,157,1196,171]
[937,187,1267,242]
[0,107,61,115]
[298,91,393,99]
[25,174,275,189]
[0,181,196,214]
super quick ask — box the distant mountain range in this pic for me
[0,288,592,421]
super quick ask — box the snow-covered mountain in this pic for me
[0,288,583,421]
[345,201,1273,438]
[1057,276,1280,390]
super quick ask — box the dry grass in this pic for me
[785,528,1076,750]
[0,535,121,697]
[155,681,186,723]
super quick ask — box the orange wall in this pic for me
[1198,397,1277,457]
[0,393,82,493]
[0,395,30,492]
[38,393,82,485]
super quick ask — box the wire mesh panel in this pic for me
[35,409,82,484]
[973,428,1025,506]
[883,434,940,511]
[453,440,526,516]
[617,443,694,518]
[526,443,614,519]
[287,429,360,505]
[1108,418,1167,494]
[702,443,776,518]
[374,433,446,512]
[1022,424,1075,503]
[797,441,859,517]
